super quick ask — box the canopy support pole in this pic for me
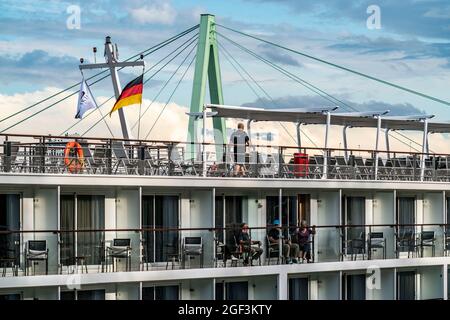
[420,119,429,181]
[296,122,302,151]
[323,111,331,179]
[385,129,391,159]
[343,126,350,162]
[374,115,381,180]
[202,105,207,177]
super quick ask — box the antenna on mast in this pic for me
[79,36,145,140]
[93,47,97,63]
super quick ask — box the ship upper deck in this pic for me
[1,131,450,184]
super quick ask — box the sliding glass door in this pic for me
[0,194,20,265]
[60,195,105,265]
[142,195,179,263]
[216,281,248,300]
[289,278,309,300]
[142,285,179,300]
[397,197,415,234]
[344,274,366,300]
[397,271,416,300]
[215,196,245,243]
[266,196,297,237]
[343,197,365,255]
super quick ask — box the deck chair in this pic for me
[111,141,139,174]
[2,141,25,173]
[80,143,103,174]
[169,146,196,176]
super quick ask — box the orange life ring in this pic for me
[64,141,84,173]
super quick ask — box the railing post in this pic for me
[5,140,12,172]
[278,147,283,178]
[40,136,46,173]
[138,143,145,175]
[106,139,112,175]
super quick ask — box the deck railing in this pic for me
[1,133,449,181]
[0,223,449,277]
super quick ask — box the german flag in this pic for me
[109,74,143,116]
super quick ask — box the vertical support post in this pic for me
[343,126,349,162]
[278,188,283,261]
[323,111,331,179]
[374,115,381,180]
[420,119,429,181]
[202,106,207,177]
[385,129,391,159]
[296,122,302,151]
[188,14,226,160]
[247,119,253,141]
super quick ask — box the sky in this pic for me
[0,0,449,151]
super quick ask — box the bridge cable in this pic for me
[218,42,317,147]
[0,25,199,128]
[60,32,199,136]
[131,37,199,132]
[217,32,427,152]
[144,51,197,140]
[216,24,450,107]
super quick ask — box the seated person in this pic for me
[292,220,316,263]
[268,219,300,264]
[238,223,263,265]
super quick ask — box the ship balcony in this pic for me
[1,224,449,278]
[1,133,450,182]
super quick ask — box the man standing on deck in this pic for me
[229,122,250,176]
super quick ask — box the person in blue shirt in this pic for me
[267,219,300,264]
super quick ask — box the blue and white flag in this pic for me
[75,79,96,119]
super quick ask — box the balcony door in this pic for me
[142,195,179,263]
[266,196,298,237]
[215,196,245,243]
[343,274,366,300]
[142,285,179,300]
[215,281,248,300]
[289,277,309,300]
[60,195,105,265]
[397,271,416,300]
[396,197,415,252]
[343,197,365,255]
[0,194,20,266]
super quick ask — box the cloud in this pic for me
[259,44,302,67]
[0,87,190,141]
[129,2,177,25]
[0,50,81,91]
[246,0,450,40]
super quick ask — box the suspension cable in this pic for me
[216,23,450,107]
[217,32,356,112]
[144,52,197,140]
[0,25,199,128]
[60,33,199,136]
[218,42,317,147]
[131,38,198,131]
[218,32,428,151]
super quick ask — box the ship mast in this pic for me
[79,36,145,140]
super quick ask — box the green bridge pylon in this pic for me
[188,14,227,161]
